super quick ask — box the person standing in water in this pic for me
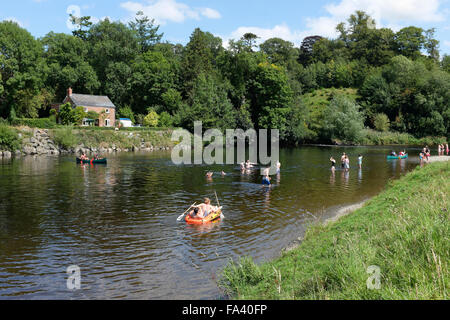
[358,154,363,169]
[341,153,346,169]
[276,161,281,174]
[330,157,336,172]
[344,155,350,172]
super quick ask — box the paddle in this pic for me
[177,202,196,221]
[214,191,225,219]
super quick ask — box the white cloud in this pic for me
[221,0,446,46]
[120,0,221,25]
[221,23,309,47]
[200,8,221,20]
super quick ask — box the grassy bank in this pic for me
[219,161,449,300]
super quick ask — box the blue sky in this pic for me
[1,0,449,55]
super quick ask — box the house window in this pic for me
[105,108,110,114]
[105,119,110,127]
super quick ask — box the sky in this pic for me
[1,0,449,55]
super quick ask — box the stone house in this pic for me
[53,88,116,127]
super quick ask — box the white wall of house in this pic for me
[120,119,133,127]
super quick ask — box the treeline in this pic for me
[0,10,449,145]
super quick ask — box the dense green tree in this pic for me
[70,15,93,40]
[182,28,223,93]
[322,96,365,143]
[128,51,178,114]
[394,26,425,59]
[176,73,235,131]
[41,32,99,100]
[128,11,163,52]
[0,21,47,118]
[87,19,139,93]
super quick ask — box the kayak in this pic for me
[387,154,408,160]
[185,209,222,225]
[76,157,107,164]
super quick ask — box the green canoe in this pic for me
[387,154,408,160]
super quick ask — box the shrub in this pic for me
[52,127,78,149]
[0,124,21,151]
[373,113,390,132]
[59,103,75,125]
[143,110,159,127]
[158,111,173,127]
[11,118,57,128]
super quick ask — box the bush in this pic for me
[11,118,57,128]
[0,124,21,151]
[143,110,159,127]
[158,111,173,127]
[322,96,365,144]
[52,127,78,149]
[373,113,390,132]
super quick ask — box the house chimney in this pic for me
[67,87,73,96]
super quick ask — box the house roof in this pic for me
[68,94,116,109]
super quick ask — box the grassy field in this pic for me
[219,161,449,300]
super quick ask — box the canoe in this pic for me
[185,209,222,225]
[387,154,408,160]
[76,157,107,164]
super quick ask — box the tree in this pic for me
[394,26,425,59]
[322,96,365,144]
[424,28,440,61]
[70,15,93,40]
[129,11,163,52]
[373,113,390,132]
[41,32,99,100]
[442,55,450,73]
[0,21,47,118]
[176,73,235,131]
[182,28,223,93]
[86,19,139,93]
[128,51,178,114]
[242,33,259,51]
[260,38,299,68]
[248,62,293,130]
[59,103,75,125]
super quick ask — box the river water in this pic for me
[0,146,421,299]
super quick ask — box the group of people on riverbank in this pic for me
[438,143,449,156]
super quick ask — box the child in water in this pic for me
[358,154,363,169]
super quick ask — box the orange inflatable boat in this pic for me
[185,209,222,225]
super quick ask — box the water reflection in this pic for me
[0,146,419,299]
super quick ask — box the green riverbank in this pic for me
[219,161,449,300]
[0,124,176,156]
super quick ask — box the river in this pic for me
[0,146,421,299]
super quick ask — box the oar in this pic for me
[214,191,225,219]
[177,202,196,221]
